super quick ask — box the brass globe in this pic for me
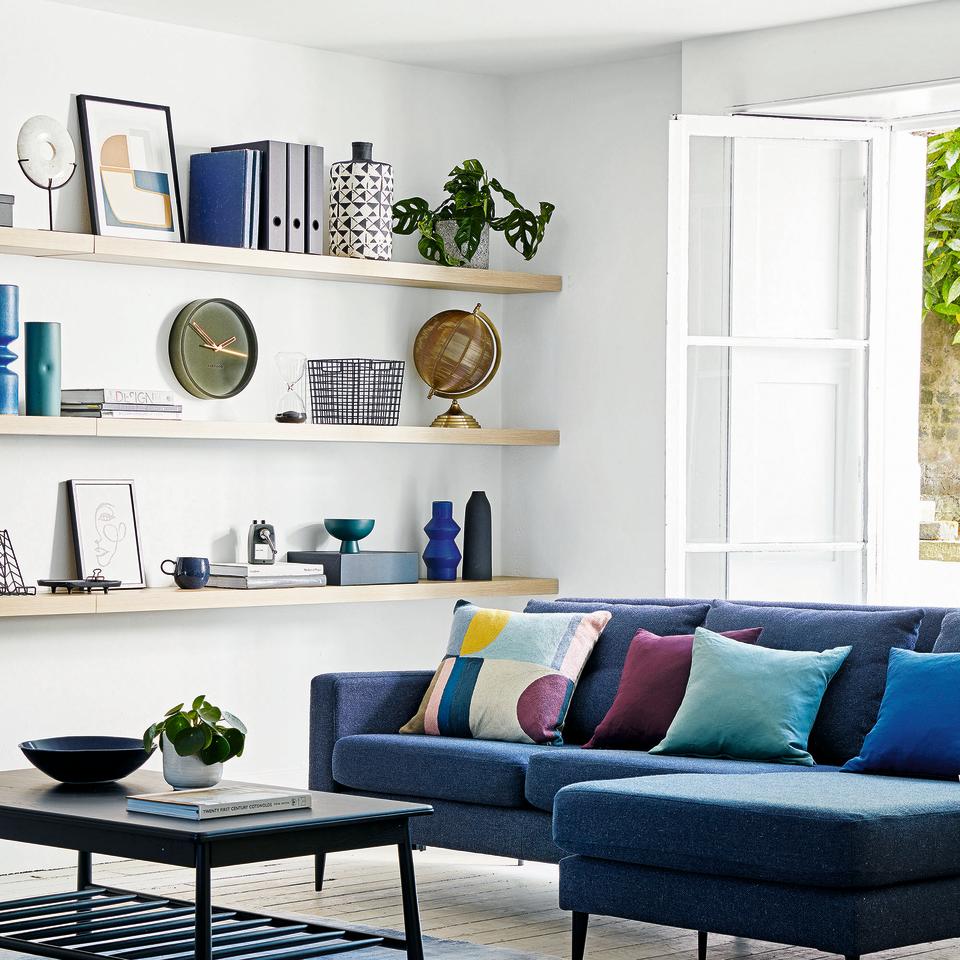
[413,303,501,428]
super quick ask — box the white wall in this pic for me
[682,0,960,114]
[0,0,523,872]
[501,54,682,597]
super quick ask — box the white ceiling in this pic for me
[52,0,934,76]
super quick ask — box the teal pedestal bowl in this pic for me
[325,518,375,553]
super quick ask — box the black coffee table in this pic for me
[0,770,432,960]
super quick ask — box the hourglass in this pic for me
[275,352,307,424]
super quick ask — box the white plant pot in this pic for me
[162,737,222,790]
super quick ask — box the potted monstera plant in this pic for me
[392,159,554,268]
[143,695,246,789]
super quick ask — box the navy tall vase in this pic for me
[0,285,19,415]
[423,501,461,581]
[463,491,492,581]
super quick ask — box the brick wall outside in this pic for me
[920,311,960,519]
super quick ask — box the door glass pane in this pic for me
[686,550,864,602]
[688,135,868,339]
[686,345,865,543]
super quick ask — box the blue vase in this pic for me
[25,322,61,417]
[423,501,461,581]
[0,285,19,415]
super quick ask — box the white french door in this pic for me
[666,115,890,602]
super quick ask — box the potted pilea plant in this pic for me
[143,695,246,790]
[392,159,554,268]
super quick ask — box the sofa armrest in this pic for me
[309,671,433,791]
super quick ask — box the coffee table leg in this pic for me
[397,829,424,960]
[195,844,212,960]
[77,851,92,889]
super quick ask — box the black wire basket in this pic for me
[308,358,405,426]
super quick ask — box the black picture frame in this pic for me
[76,94,184,242]
[67,479,146,589]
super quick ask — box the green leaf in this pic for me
[192,695,206,711]
[222,728,245,760]
[198,704,222,724]
[946,277,960,304]
[200,734,231,765]
[940,183,960,208]
[489,178,522,209]
[172,726,207,757]
[953,328,960,345]
[221,711,247,735]
[453,212,486,261]
[925,291,935,311]
[934,302,960,316]
[163,712,190,743]
[143,724,159,751]
[164,703,185,717]
[392,197,431,235]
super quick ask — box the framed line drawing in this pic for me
[67,479,145,589]
[77,95,184,241]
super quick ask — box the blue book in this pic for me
[188,150,258,248]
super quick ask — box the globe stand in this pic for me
[430,399,481,429]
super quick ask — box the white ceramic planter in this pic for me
[161,736,222,790]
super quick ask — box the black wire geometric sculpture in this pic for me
[0,529,36,596]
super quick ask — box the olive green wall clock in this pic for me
[169,299,258,399]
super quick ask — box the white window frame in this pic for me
[665,114,891,600]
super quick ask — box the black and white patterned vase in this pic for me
[329,141,394,261]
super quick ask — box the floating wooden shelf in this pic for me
[0,577,559,619]
[0,228,561,295]
[0,416,559,446]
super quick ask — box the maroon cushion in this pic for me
[584,627,762,750]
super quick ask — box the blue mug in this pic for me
[161,556,210,589]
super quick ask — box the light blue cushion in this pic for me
[843,648,960,779]
[650,627,851,765]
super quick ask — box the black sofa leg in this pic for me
[844,955,860,960]
[314,852,326,892]
[698,931,708,960]
[572,912,588,960]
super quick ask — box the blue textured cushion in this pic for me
[553,772,960,887]
[332,733,548,808]
[650,628,850,765]
[523,601,710,744]
[843,648,960,778]
[933,611,960,653]
[704,601,922,764]
[524,746,838,812]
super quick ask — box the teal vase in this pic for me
[423,501,461,581]
[25,322,61,417]
[0,285,19,415]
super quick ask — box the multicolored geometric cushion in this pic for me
[400,601,611,744]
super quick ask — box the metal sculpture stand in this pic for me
[18,160,77,231]
[0,530,35,596]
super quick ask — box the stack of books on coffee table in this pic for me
[62,388,182,420]
[127,785,312,820]
[207,561,326,589]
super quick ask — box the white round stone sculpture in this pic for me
[17,115,76,186]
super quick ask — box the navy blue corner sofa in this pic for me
[310,597,960,960]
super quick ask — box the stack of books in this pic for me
[62,388,183,420]
[207,561,326,590]
[127,786,312,820]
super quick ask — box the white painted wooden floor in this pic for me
[0,849,957,960]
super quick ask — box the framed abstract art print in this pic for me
[67,479,145,589]
[77,95,184,241]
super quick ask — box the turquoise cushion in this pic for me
[650,627,851,765]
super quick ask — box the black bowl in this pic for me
[19,736,153,785]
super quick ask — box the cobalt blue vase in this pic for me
[423,501,461,581]
[0,285,19,415]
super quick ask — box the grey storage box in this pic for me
[0,195,13,227]
[287,550,419,586]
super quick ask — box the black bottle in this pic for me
[462,491,492,581]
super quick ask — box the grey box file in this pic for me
[286,143,306,253]
[286,551,419,586]
[0,195,13,227]
[305,144,324,254]
[213,140,285,251]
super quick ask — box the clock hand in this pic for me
[190,321,217,347]
[199,342,249,359]
[216,335,238,350]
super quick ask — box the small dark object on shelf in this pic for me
[276,409,307,423]
[20,736,153,785]
[38,568,121,594]
[463,491,493,580]
[0,529,35,596]
[308,358,404,426]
